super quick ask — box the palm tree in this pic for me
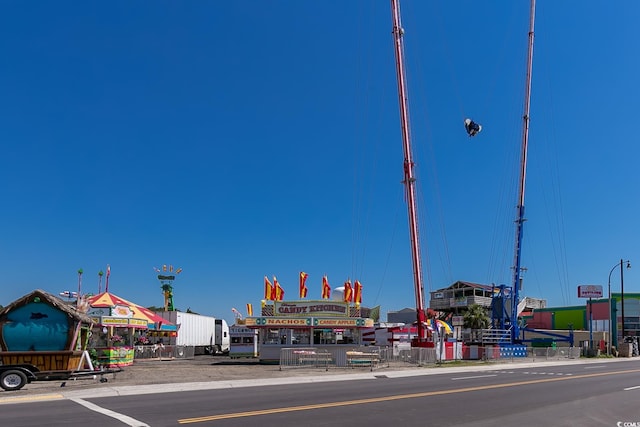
[464,304,490,343]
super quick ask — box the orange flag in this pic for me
[264,276,274,301]
[273,276,285,301]
[354,280,363,304]
[321,275,331,299]
[344,280,353,303]
[246,303,253,317]
[299,272,309,298]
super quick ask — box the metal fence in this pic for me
[528,346,581,360]
[384,348,438,366]
[279,348,333,370]
[279,345,582,370]
[280,347,387,371]
[279,346,439,371]
[134,345,195,360]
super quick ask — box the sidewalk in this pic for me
[0,355,633,404]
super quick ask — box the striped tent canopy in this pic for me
[87,292,177,331]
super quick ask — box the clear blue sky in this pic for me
[1,1,639,322]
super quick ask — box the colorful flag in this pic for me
[105,265,111,292]
[273,276,284,301]
[264,276,274,301]
[354,280,363,304]
[175,268,183,274]
[299,272,309,299]
[321,275,331,299]
[343,280,353,303]
[162,264,167,272]
[246,303,253,317]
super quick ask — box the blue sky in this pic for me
[1,1,639,323]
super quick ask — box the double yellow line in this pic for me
[0,393,64,405]
[179,368,640,424]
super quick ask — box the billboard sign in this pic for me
[578,285,603,298]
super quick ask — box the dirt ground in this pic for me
[108,355,344,384]
[3,355,370,396]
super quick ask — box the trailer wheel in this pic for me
[0,370,28,391]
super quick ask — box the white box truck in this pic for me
[155,311,230,355]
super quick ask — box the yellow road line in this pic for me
[178,368,640,424]
[0,393,65,405]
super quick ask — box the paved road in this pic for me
[0,355,635,399]
[1,358,640,426]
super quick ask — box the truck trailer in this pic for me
[154,311,230,355]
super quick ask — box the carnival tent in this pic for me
[87,292,176,331]
[426,319,453,334]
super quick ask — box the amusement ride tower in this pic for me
[154,264,183,311]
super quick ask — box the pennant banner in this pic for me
[321,275,331,299]
[299,272,309,299]
[264,276,274,301]
[343,280,353,303]
[354,280,362,304]
[273,276,284,301]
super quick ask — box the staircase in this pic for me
[481,328,512,345]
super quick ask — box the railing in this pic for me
[390,348,438,366]
[279,348,333,370]
[529,346,580,360]
[280,347,384,371]
[133,345,195,360]
[279,346,439,370]
[481,329,512,344]
[279,345,583,371]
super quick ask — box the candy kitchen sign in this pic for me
[273,301,348,317]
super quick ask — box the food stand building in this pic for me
[244,300,374,363]
[0,289,93,372]
[87,292,177,367]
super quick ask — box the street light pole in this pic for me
[621,259,627,339]
[608,259,631,354]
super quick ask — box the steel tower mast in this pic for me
[390,0,428,345]
[511,0,536,342]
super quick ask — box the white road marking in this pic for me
[70,398,150,427]
[623,385,640,391]
[451,375,497,380]
[522,372,567,376]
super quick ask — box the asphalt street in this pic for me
[0,355,636,401]
[1,357,640,426]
